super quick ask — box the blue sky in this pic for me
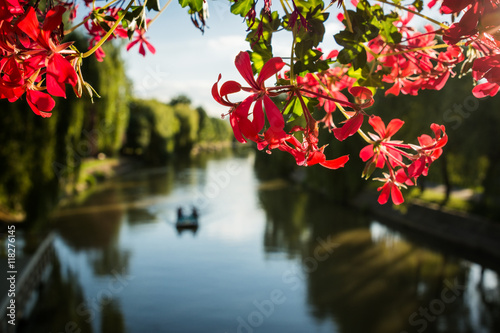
[123,1,342,116]
[121,1,439,117]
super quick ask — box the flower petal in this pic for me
[16,7,39,41]
[263,95,284,130]
[229,113,246,143]
[368,116,386,138]
[333,112,364,141]
[385,118,404,138]
[26,90,55,117]
[256,57,285,88]
[391,184,404,205]
[46,53,78,98]
[234,51,259,91]
[377,182,391,205]
[320,155,349,169]
[359,144,374,162]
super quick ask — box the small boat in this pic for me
[175,207,199,231]
[175,215,199,229]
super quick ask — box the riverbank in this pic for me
[354,190,500,268]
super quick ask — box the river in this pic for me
[17,152,500,333]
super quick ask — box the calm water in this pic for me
[18,153,500,333]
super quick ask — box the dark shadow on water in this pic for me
[17,256,95,333]
[258,184,500,333]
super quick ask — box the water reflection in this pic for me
[258,184,500,333]
[18,257,95,333]
[19,153,500,333]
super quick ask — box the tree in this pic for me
[2,0,500,205]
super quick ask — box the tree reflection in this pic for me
[258,184,500,333]
[18,256,94,333]
[101,300,127,333]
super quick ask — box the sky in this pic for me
[120,0,441,117]
[122,1,342,117]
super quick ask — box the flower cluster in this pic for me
[84,7,156,62]
[0,4,78,117]
[214,50,448,205]
[0,1,157,116]
[435,0,500,98]
[360,116,447,205]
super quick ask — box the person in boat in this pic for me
[177,207,184,219]
[191,207,198,219]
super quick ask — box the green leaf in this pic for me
[250,44,273,73]
[283,96,303,122]
[178,0,203,12]
[231,0,254,17]
[412,0,424,11]
[146,0,161,11]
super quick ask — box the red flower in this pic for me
[127,26,156,57]
[26,89,55,118]
[212,51,287,148]
[332,87,373,141]
[360,116,405,169]
[16,6,78,98]
[278,126,349,169]
[376,169,410,205]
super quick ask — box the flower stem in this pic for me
[82,0,135,58]
[290,26,297,85]
[342,2,353,33]
[148,0,173,28]
[377,0,448,29]
[64,19,88,35]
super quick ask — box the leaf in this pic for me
[283,96,303,122]
[178,0,203,12]
[146,0,161,11]
[231,0,254,17]
[412,0,424,11]
[250,45,273,73]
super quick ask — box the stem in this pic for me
[342,2,353,33]
[290,26,297,84]
[282,0,294,13]
[148,0,173,28]
[380,43,451,58]
[64,19,88,35]
[268,85,295,91]
[300,87,359,110]
[82,0,135,58]
[377,0,448,29]
[102,0,122,10]
[65,0,122,35]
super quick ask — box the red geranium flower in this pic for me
[212,51,287,148]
